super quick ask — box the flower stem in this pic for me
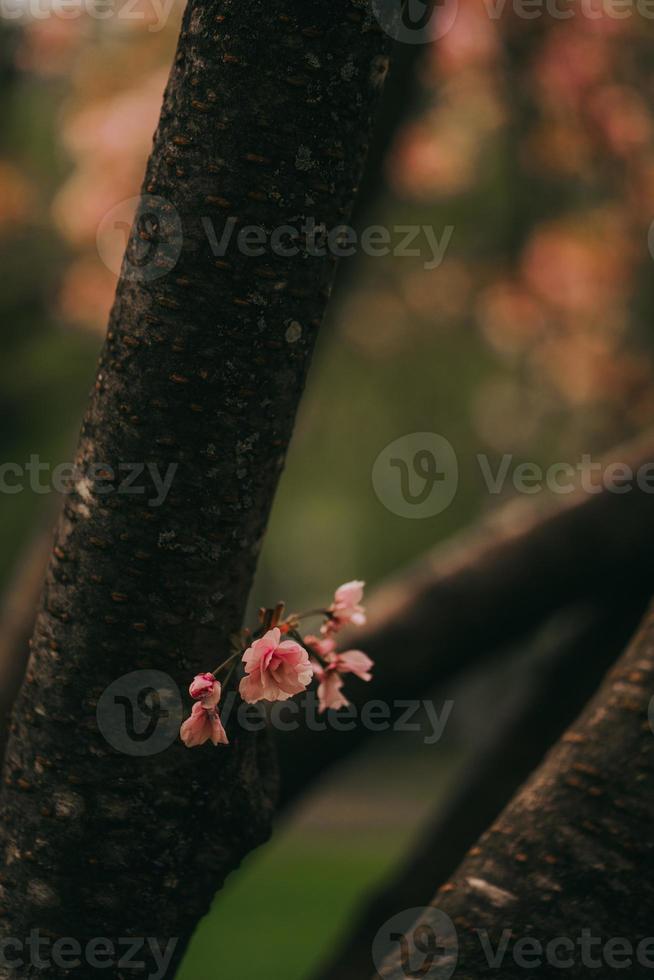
[296,608,330,620]
[221,659,238,690]
[212,649,241,677]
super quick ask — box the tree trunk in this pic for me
[376,603,654,979]
[0,3,390,977]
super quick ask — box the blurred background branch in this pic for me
[310,595,647,980]
[278,431,654,810]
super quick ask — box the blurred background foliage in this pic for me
[2,2,654,976]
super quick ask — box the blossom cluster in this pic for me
[180,581,373,748]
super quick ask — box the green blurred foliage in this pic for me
[0,31,99,577]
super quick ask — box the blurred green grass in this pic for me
[178,742,465,980]
[179,834,397,980]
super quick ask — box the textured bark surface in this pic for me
[377,602,654,979]
[0,3,390,977]
[312,596,649,980]
[279,432,654,808]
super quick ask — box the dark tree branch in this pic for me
[311,594,649,980]
[279,432,654,808]
[0,3,390,977]
[376,601,654,979]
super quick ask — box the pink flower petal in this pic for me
[317,672,350,713]
[337,650,374,681]
[180,702,228,748]
[240,628,313,704]
[323,580,367,634]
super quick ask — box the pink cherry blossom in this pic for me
[189,673,221,707]
[239,627,313,704]
[307,635,374,713]
[323,580,367,634]
[335,650,374,681]
[306,635,374,681]
[180,702,229,748]
[314,664,350,713]
[304,634,336,659]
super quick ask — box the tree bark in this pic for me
[0,3,390,977]
[279,432,654,808]
[311,595,648,980]
[376,602,654,979]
